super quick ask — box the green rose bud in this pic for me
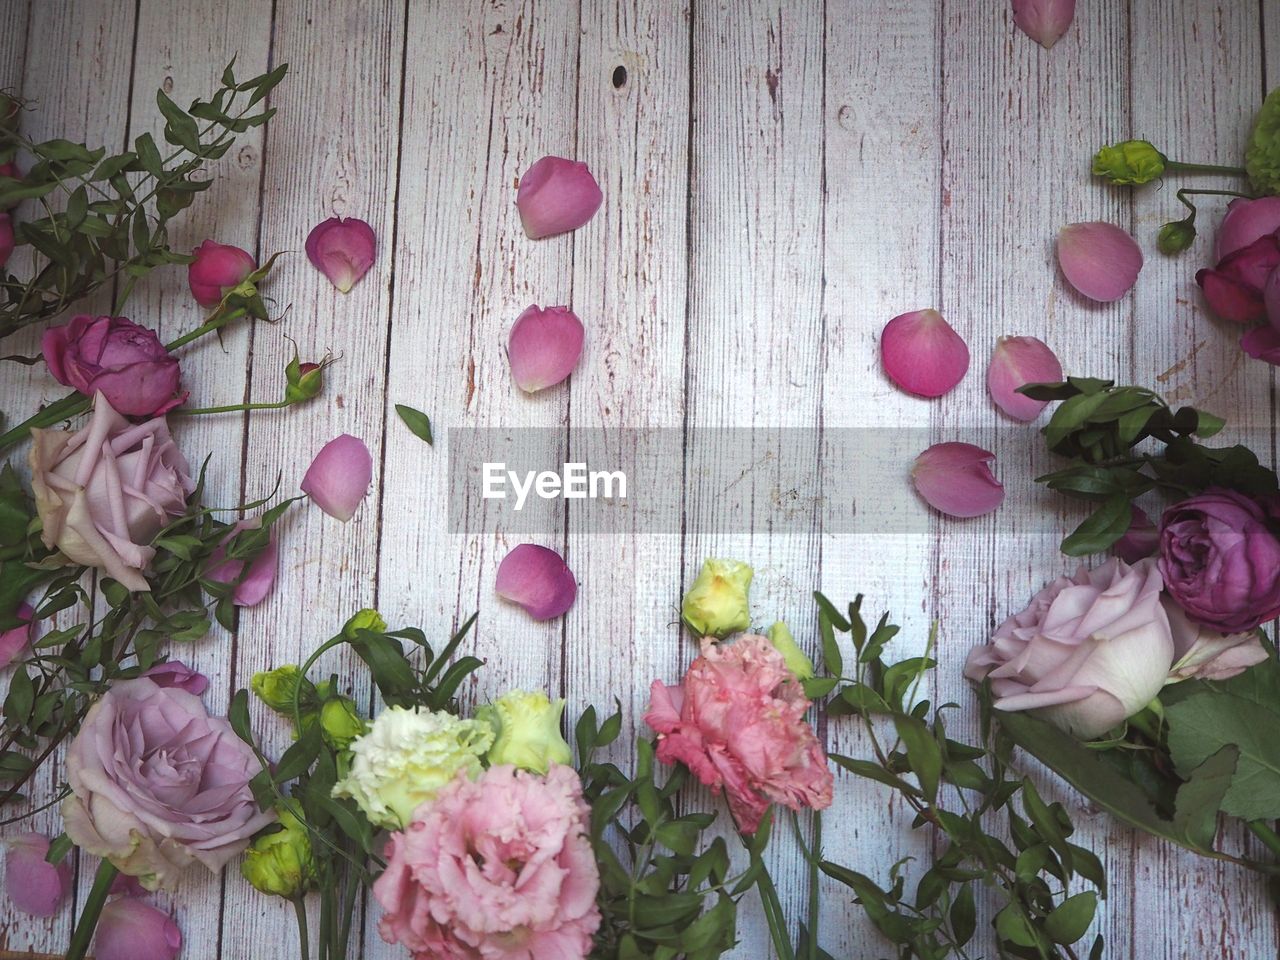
[766,621,814,681]
[1157,216,1197,256]
[283,351,333,405]
[342,608,388,640]
[1246,86,1280,196]
[1091,139,1167,185]
[240,805,317,899]
[251,665,316,715]
[476,690,573,775]
[320,695,367,750]
[682,558,753,638]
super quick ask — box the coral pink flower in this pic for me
[373,764,601,960]
[644,634,833,835]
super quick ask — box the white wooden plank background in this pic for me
[2,0,1279,956]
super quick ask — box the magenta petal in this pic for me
[306,217,376,293]
[0,602,33,669]
[1011,0,1075,48]
[1266,267,1280,329]
[95,898,182,960]
[143,660,210,696]
[912,442,1005,518]
[1215,197,1280,261]
[1113,506,1159,563]
[508,304,585,392]
[881,309,969,398]
[204,519,278,607]
[301,434,373,522]
[1057,221,1143,302]
[987,336,1063,421]
[516,156,603,239]
[1241,324,1280,365]
[495,544,577,620]
[5,833,71,917]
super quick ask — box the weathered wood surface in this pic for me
[1,0,1278,956]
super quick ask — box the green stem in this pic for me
[175,399,290,417]
[1176,187,1254,216]
[1248,821,1280,862]
[65,859,119,960]
[293,896,311,960]
[756,860,797,960]
[163,307,248,351]
[1166,161,1249,177]
[806,812,821,960]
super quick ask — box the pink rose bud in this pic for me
[142,659,211,696]
[1214,197,1280,262]
[41,315,185,417]
[203,518,278,606]
[187,240,256,308]
[912,442,1004,519]
[516,156,603,239]
[301,434,373,522]
[1057,221,1143,302]
[880,308,970,398]
[1011,0,1075,49]
[4,833,71,917]
[0,212,13,268]
[1196,233,1280,324]
[306,217,376,293]
[1112,506,1159,563]
[508,304,585,392]
[94,898,182,960]
[495,544,577,620]
[0,602,33,669]
[284,354,330,404]
[987,335,1063,421]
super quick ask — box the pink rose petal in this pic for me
[912,442,1005,518]
[495,544,577,621]
[987,335,1063,421]
[1057,221,1143,302]
[508,305,585,392]
[0,602,33,668]
[1012,0,1076,49]
[4,833,71,917]
[1215,197,1280,262]
[143,660,210,696]
[306,217,376,293]
[1241,324,1280,365]
[880,309,970,398]
[94,898,182,960]
[516,156,603,239]
[204,519,278,607]
[301,434,373,522]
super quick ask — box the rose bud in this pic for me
[94,898,182,960]
[306,216,376,293]
[30,394,193,592]
[987,335,1062,421]
[1163,599,1268,683]
[1157,217,1197,256]
[911,442,1004,519]
[767,620,814,681]
[203,518,278,607]
[241,804,318,899]
[284,353,328,404]
[319,695,366,750]
[516,155,603,239]
[301,434,373,522]
[1057,221,1144,302]
[1213,196,1280,261]
[251,664,317,715]
[1011,0,1075,49]
[495,543,578,621]
[881,308,969,398]
[187,239,256,308]
[681,557,753,638]
[0,212,13,268]
[41,315,185,417]
[476,689,573,775]
[1112,505,1158,563]
[508,304,585,392]
[1091,139,1166,185]
[965,558,1174,738]
[142,660,210,696]
[1195,232,1280,324]
[4,832,71,916]
[0,602,33,669]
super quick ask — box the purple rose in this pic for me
[1159,488,1280,633]
[42,315,185,417]
[62,676,274,889]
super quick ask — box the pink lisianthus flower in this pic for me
[644,634,834,835]
[373,764,601,960]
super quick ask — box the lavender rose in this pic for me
[62,677,274,889]
[42,315,185,417]
[30,394,192,592]
[964,558,1174,738]
[1158,488,1280,633]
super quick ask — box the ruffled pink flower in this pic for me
[41,315,184,417]
[644,634,833,835]
[373,764,601,960]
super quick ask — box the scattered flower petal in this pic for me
[0,602,33,668]
[306,217,376,293]
[516,156,603,239]
[495,544,577,620]
[880,309,970,398]
[1011,0,1075,49]
[203,519,278,606]
[508,305,585,392]
[987,336,1062,420]
[301,434,373,522]
[4,833,71,917]
[1214,196,1280,262]
[187,240,256,307]
[912,442,1004,518]
[1113,506,1159,563]
[142,660,210,696]
[94,898,182,960]
[1057,221,1143,302]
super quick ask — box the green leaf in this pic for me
[893,714,942,802]
[819,612,843,678]
[394,404,433,445]
[1045,891,1097,944]
[1060,496,1131,556]
[813,592,850,632]
[228,688,254,746]
[829,753,923,798]
[1172,744,1238,851]
[272,722,323,783]
[995,902,1039,948]
[156,90,201,150]
[949,882,975,946]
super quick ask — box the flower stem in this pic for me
[1166,160,1248,177]
[755,859,797,960]
[0,392,88,454]
[1248,821,1280,862]
[175,399,291,417]
[65,859,119,960]
[293,896,311,960]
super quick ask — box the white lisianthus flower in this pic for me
[332,706,493,829]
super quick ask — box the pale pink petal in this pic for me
[1057,221,1143,302]
[880,309,969,398]
[0,602,33,668]
[987,335,1063,420]
[508,305,585,392]
[306,217,376,293]
[1012,0,1075,49]
[517,156,603,239]
[495,544,577,620]
[4,833,71,917]
[1215,197,1280,261]
[912,442,1005,518]
[301,434,373,522]
[94,898,182,960]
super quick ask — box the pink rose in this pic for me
[1195,232,1280,325]
[965,558,1174,738]
[1214,196,1280,262]
[42,315,185,417]
[373,764,601,960]
[644,634,834,834]
[30,395,192,592]
[187,240,256,307]
[1163,598,1268,683]
[62,676,275,889]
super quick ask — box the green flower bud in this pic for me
[682,558,753,638]
[342,608,387,640]
[1157,217,1197,256]
[283,351,333,405]
[1246,86,1280,196]
[766,621,814,681]
[1091,139,1167,185]
[251,665,316,715]
[475,690,573,774]
[319,695,367,750]
[240,805,317,899]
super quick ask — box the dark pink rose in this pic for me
[1195,232,1280,325]
[41,315,185,417]
[1214,197,1280,261]
[187,240,256,307]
